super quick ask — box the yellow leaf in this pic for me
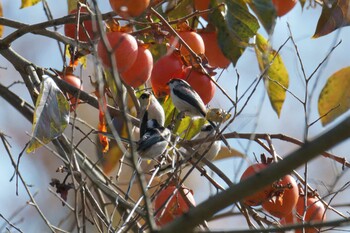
[20,0,41,8]
[177,117,206,140]
[67,0,79,13]
[214,145,244,161]
[162,96,176,126]
[0,1,3,38]
[27,76,70,153]
[318,66,350,126]
[101,140,124,174]
[255,33,289,117]
[67,0,88,13]
[162,96,206,138]
[65,46,88,68]
[78,55,87,68]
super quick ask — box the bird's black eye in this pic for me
[140,93,150,99]
[201,124,213,131]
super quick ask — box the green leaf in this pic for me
[20,0,41,8]
[27,76,70,153]
[167,0,195,20]
[255,33,289,117]
[139,34,167,62]
[246,0,277,34]
[210,0,260,65]
[313,0,350,38]
[176,117,206,140]
[318,66,350,126]
[162,96,205,139]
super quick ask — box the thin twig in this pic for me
[0,82,145,217]
[309,104,340,127]
[0,134,56,232]
[48,188,75,211]
[0,191,37,232]
[0,214,23,233]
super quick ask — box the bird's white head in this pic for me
[139,92,151,108]
[167,78,191,90]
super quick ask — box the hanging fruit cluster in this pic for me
[240,155,327,233]
[62,0,235,106]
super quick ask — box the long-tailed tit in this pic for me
[167,78,207,117]
[191,124,221,162]
[137,119,171,160]
[167,78,231,149]
[93,119,170,159]
[154,125,221,175]
[139,92,165,137]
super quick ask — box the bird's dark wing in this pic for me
[140,111,149,137]
[173,86,206,117]
[137,128,164,152]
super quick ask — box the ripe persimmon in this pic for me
[109,0,150,18]
[97,31,138,72]
[199,30,231,68]
[154,185,196,226]
[169,31,205,58]
[60,73,83,111]
[272,0,298,17]
[151,52,186,97]
[262,175,299,218]
[120,45,153,88]
[193,0,210,21]
[240,163,274,206]
[281,195,326,233]
[64,6,94,42]
[182,67,216,105]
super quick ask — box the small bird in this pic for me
[94,119,170,160]
[139,92,165,137]
[168,78,231,150]
[167,78,206,117]
[153,124,221,175]
[137,119,171,160]
[191,124,221,162]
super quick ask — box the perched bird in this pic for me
[167,78,206,117]
[191,124,221,162]
[167,78,231,149]
[139,92,165,137]
[94,119,170,160]
[153,124,221,175]
[137,119,171,160]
